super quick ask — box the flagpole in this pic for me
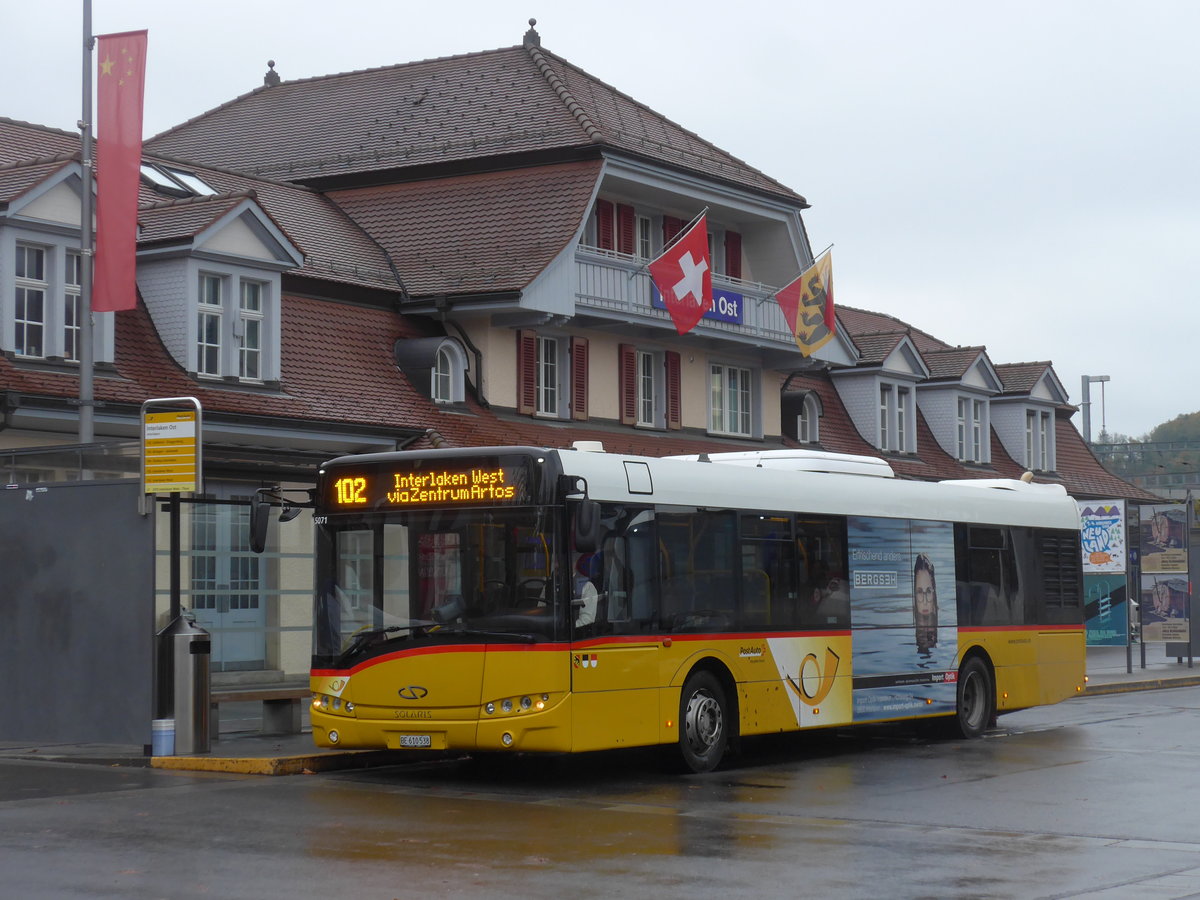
[626,207,709,281]
[79,0,95,444]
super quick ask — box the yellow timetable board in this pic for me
[143,410,199,493]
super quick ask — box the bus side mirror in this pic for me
[575,500,601,553]
[249,492,272,554]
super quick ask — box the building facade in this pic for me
[0,23,1157,685]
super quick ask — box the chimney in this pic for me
[263,60,280,87]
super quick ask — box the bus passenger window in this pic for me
[795,516,850,628]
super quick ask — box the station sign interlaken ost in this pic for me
[142,410,199,494]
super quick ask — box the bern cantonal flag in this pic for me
[648,214,712,335]
[775,251,835,357]
[93,30,148,313]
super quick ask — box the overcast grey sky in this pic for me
[6,0,1198,438]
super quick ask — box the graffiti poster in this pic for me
[1139,503,1188,573]
[1140,573,1190,642]
[1078,500,1126,574]
[1084,573,1129,646]
[847,517,958,721]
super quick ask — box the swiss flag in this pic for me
[649,214,711,335]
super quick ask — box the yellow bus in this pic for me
[309,444,1084,772]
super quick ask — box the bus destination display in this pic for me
[327,461,532,509]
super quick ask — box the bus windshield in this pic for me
[314,506,560,663]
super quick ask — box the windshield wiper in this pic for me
[337,622,435,664]
[435,626,538,643]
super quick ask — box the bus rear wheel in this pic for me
[678,670,728,773]
[953,656,994,739]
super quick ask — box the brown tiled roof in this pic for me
[136,193,249,245]
[996,361,1052,395]
[328,160,602,296]
[146,44,804,202]
[836,305,951,354]
[849,331,908,365]
[0,118,78,167]
[923,346,987,380]
[0,159,73,206]
[139,155,399,291]
[1052,414,1159,502]
[0,294,440,434]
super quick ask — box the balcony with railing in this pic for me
[574,244,797,348]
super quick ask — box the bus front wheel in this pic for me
[678,670,728,773]
[953,656,994,739]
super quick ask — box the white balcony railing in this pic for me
[574,245,796,347]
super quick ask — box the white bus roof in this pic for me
[559,447,1080,530]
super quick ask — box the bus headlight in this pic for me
[485,702,495,715]
[520,696,532,710]
[501,699,513,713]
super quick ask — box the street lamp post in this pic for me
[1081,375,1111,444]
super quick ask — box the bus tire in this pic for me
[678,670,728,773]
[953,656,994,739]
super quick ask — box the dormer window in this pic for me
[879,381,915,453]
[957,397,989,463]
[432,340,467,403]
[193,269,275,383]
[797,393,820,443]
[1025,409,1056,471]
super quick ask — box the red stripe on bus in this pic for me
[313,641,572,677]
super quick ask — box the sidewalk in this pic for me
[1082,642,1200,695]
[3,645,1198,776]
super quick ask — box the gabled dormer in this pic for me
[0,160,117,365]
[135,193,303,386]
[992,362,1068,472]
[917,347,1001,464]
[830,331,929,454]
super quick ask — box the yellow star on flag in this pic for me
[100,57,114,76]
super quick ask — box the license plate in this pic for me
[399,734,432,748]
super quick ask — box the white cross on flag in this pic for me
[649,214,712,335]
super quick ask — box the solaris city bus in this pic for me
[307,443,1085,772]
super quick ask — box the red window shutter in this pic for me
[662,216,683,245]
[665,351,681,430]
[596,200,614,251]
[570,336,589,422]
[618,343,637,426]
[517,330,537,416]
[724,230,742,280]
[617,204,636,256]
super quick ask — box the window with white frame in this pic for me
[7,238,109,363]
[1024,408,1055,471]
[710,362,754,436]
[14,243,46,358]
[637,349,657,426]
[536,335,559,416]
[238,280,264,381]
[431,340,468,404]
[197,274,223,377]
[191,269,278,383]
[636,215,652,261]
[798,393,820,443]
[879,382,913,453]
[957,397,987,463]
[64,250,81,361]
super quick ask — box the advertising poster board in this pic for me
[848,517,958,721]
[1084,573,1129,646]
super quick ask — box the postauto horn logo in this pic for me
[397,685,429,700]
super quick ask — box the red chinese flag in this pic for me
[649,214,712,335]
[94,30,147,313]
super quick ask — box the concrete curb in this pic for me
[149,749,400,776]
[1082,676,1200,696]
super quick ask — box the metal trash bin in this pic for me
[154,614,211,754]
